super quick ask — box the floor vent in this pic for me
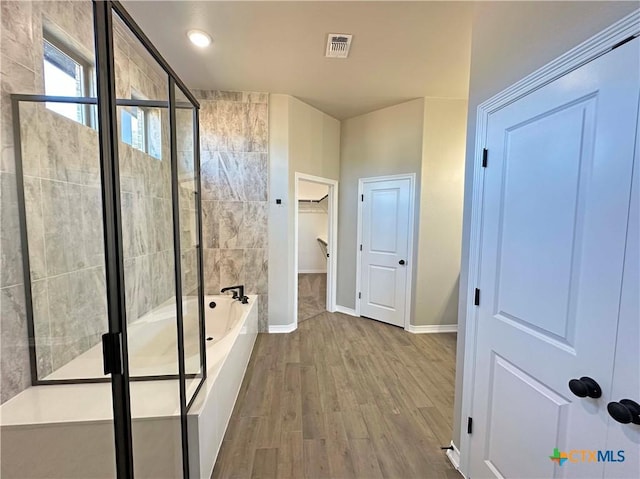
[325,34,352,58]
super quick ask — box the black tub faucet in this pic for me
[221,285,248,304]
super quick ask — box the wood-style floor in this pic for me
[212,312,459,479]
[298,273,327,322]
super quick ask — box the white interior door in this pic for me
[604,117,640,479]
[469,38,639,479]
[359,176,412,327]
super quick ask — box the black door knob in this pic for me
[399,260,405,265]
[568,377,602,398]
[607,399,640,425]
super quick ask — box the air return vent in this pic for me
[325,34,352,58]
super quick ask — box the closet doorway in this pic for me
[294,174,338,325]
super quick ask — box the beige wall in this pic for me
[268,94,340,327]
[414,99,467,327]
[289,97,341,180]
[452,0,638,449]
[337,99,425,317]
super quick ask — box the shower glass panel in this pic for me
[113,10,183,478]
[2,1,203,476]
[174,84,205,405]
[16,100,108,381]
[1,2,117,477]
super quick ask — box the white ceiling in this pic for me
[123,1,474,119]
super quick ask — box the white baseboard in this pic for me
[406,323,458,334]
[335,305,358,317]
[268,323,297,333]
[298,269,327,274]
[445,441,464,476]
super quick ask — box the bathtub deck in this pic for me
[212,311,460,479]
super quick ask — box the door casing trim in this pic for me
[356,173,417,330]
[294,173,339,329]
[459,10,640,477]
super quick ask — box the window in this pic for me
[121,99,162,160]
[121,106,146,152]
[43,36,92,125]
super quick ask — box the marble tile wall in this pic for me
[194,91,269,331]
[119,140,176,326]
[1,0,97,403]
[0,0,186,402]
[114,7,178,329]
[10,100,174,384]
[16,104,109,380]
[176,107,199,299]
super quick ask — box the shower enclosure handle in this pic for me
[102,332,123,375]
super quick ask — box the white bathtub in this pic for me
[187,295,259,478]
[42,295,207,380]
[0,294,258,479]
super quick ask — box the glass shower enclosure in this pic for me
[7,1,205,477]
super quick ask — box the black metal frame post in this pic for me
[107,2,205,475]
[11,98,39,389]
[190,103,208,410]
[169,78,190,479]
[173,85,208,412]
[93,1,134,477]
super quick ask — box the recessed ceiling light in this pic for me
[187,30,212,48]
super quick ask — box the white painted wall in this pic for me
[414,98,467,328]
[268,95,340,327]
[337,99,425,317]
[298,181,329,273]
[298,210,328,273]
[452,0,639,450]
[268,94,292,329]
[337,97,467,328]
[297,181,330,201]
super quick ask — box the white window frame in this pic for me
[43,32,94,127]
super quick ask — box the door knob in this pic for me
[568,377,602,398]
[607,399,640,425]
[399,260,405,265]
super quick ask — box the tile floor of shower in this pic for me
[298,273,327,322]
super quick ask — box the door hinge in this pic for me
[358,292,361,299]
[467,417,473,434]
[360,244,362,251]
[482,148,488,168]
[361,194,364,202]
[474,288,480,306]
[102,332,123,375]
[611,34,637,51]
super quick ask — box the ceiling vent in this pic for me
[325,34,352,58]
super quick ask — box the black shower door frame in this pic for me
[93,1,205,477]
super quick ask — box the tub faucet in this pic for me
[221,285,248,304]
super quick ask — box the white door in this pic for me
[604,122,640,479]
[359,176,412,327]
[469,38,639,479]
